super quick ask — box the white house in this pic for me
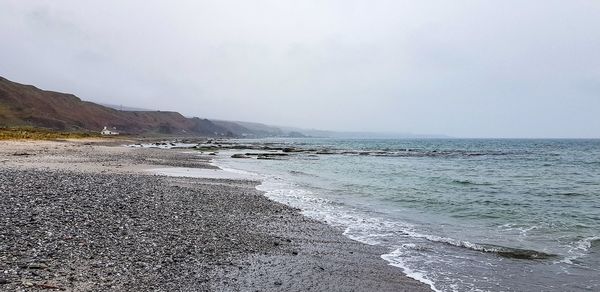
[101,126,119,135]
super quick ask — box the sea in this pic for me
[213,138,600,292]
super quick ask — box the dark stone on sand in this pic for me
[28,263,49,269]
[22,281,34,287]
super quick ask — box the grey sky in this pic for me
[1,0,599,138]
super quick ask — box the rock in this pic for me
[274,281,282,286]
[28,263,49,269]
[231,154,250,159]
[245,153,288,157]
[282,148,302,153]
[38,283,65,290]
[0,278,9,284]
[23,281,34,287]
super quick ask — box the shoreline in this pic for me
[0,139,431,291]
[211,158,443,291]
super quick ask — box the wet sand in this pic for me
[0,139,430,291]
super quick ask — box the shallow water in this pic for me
[148,167,256,180]
[215,139,600,292]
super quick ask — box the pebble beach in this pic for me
[0,139,429,291]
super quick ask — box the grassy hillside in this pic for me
[0,126,101,140]
[0,76,232,136]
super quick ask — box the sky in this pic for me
[1,0,599,138]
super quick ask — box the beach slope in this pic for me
[0,140,430,291]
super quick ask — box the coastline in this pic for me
[0,139,430,291]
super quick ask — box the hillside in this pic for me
[0,76,444,138]
[0,76,232,136]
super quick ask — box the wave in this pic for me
[561,235,600,264]
[556,192,587,197]
[575,236,600,252]
[382,248,441,292]
[289,170,317,177]
[298,148,528,159]
[266,175,555,261]
[406,232,557,260]
[451,179,493,186]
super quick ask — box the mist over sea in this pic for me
[216,138,600,291]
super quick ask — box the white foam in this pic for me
[404,232,497,253]
[213,157,446,291]
[575,235,600,252]
[561,235,600,264]
[251,175,446,291]
[127,143,197,149]
[382,248,442,292]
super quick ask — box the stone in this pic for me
[231,154,250,159]
[28,263,49,269]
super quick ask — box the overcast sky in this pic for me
[1,0,599,138]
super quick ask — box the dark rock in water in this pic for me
[481,244,558,260]
[274,281,282,286]
[282,148,302,153]
[496,250,556,260]
[254,153,289,160]
[245,153,288,157]
[0,278,9,284]
[231,154,250,159]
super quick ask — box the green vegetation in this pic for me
[0,127,102,140]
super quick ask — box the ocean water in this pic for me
[214,139,600,292]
